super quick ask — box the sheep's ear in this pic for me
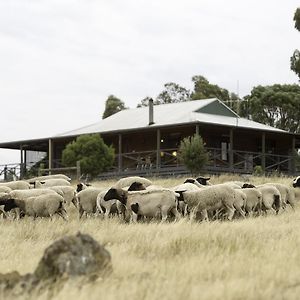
[40,181,46,185]
[184,179,195,184]
[175,190,186,201]
[131,203,139,214]
[86,183,91,186]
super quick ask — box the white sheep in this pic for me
[171,182,201,215]
[292,176,300,202]
[27,174,71,183]
[76,187,104,218]
[103,187,180,222]
[0,181,30,190]
[256,185,281,214]
[33,179,71,189]
[259,183,295,210]
[114,176,152,189]
[0,186,12,193]
[15,193,67,220]
[241,188,262,216]
[177,185,239,221]
[76,182,92,193]
[49,186,76,207]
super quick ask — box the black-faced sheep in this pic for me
[176,185,240,221]
[104,187,180,222]
[15,193,67,220]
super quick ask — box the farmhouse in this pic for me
[0,98,299,178]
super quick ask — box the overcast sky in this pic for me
[0,0,299,164]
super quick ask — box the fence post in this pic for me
[76,161,81,181]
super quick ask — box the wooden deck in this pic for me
[0,147,298,181]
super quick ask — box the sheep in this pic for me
[0,181,30,190]
[33,179,71,189]
[176,185,240,221]
[256,185,281,214]
[114,176,152,189]
[184,176,211,187]
[292,176,300,202]
[14,193,67,220]
[5,188,59,218]
[171,182,201,215]
[27,174,71,183]
[103,187,180,222]
[241,188,262,216]
[76,182,91,193]
[0,192,15,218]
[97,182,146,219]
[49,186,76,207]
[259,183,295,210]
[0,186,12,193]
[76,187,104,218]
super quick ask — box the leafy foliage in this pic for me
[191,75,230,102]
[294,8,300,31]
[136,83,190,107]
[291,8,300,79]
[102,95,127,119]
[155,82,190,104]
[239,84,300,133]
[62,134,115,177]
[178,134,209,175]
[137,96,153,108]
[291,49,300,79]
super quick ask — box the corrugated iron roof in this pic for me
[56,98,286,137]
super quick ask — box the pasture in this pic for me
[1,174,300,299]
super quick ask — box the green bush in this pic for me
[62,134,115,178]
[253,165,264,176]
[178,134,209,175]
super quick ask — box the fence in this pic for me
[0,147,297,181]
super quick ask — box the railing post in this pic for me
[48,138,53,175]
[229,128,234,171]
[156,129,161,170]
[196,124,200,136]
[291,136,296,175]
[261,133,266,172]
[20,145,24,179]
[76,160,81,181]
[118,134,122,174]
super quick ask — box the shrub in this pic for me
[177,134,209,175]
[253,165,264,176]
[62,134,115,178]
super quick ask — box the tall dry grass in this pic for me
[1,175,300,300]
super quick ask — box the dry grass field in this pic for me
[1,174,300,300]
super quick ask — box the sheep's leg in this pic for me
[78,205,84,219]
[130,212,138,223]
[234,205,246,219]
[225,205,235,221]
[104,209,110,219]
[170,207,181,221]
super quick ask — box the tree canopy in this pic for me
[155,82,190,104]
[102,95,127,119]
[191,75,231,102]
[240,84,300,133]
[291,8,300,79]
[62,134,115,177]
[178,134,209,175]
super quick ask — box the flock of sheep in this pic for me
[0,174,299,222]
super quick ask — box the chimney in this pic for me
[149,98,154,125]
